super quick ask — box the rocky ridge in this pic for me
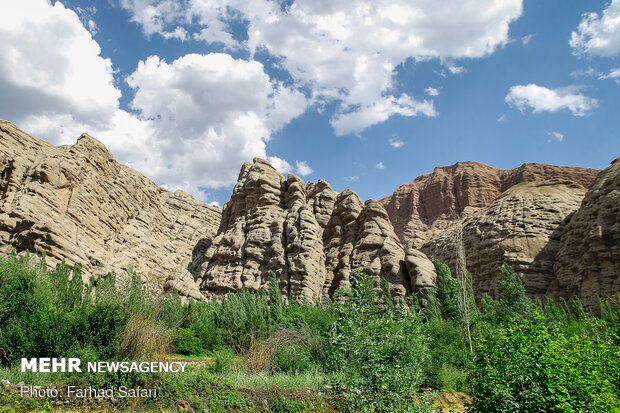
[193,159,435,302]
[421,181,588,300]
[549,158,620,310]
[381,162,599,249]
[2,119,617,308]
[0,120,221,298]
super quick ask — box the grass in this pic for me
[0,366,69,386]
[217,368,326,389]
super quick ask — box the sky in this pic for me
[0,0,619,206]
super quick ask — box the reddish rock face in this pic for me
[381,162,600,249]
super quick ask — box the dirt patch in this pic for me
[433,391,472,412]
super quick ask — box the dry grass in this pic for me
[119,312,173,359]
[244,329,307,373]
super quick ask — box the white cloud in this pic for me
[600,67,620,81]
[124,53,308,191]
[547,131,564,142]
[267,156,293,175]
[0,0,308,201]
[425,87,440,97]
[376,162,385,170]
[571,0,620,57]
[445,62,466,75]
[521,34,535,45]
[388,137,404,148]
[344,176,359,182]
[0,0,120,144]
[120,0,523,135]
[295,160,313,176]
[505,84,598,117]
[497,114,507,122]
[570,66,600,79]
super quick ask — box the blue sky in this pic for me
[1,0,619,206]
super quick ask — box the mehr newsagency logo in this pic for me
[17,357,188,399]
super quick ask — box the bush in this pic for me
[275,344,312,373]
[470,316,620,412]
[327,271,430,412]
[175,327,204,356]
[212,348,242,374]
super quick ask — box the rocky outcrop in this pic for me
[421,181,587,300]
[550,159,620,311]
[194,159,434,302]
[0,119,221,298]
[381,162,599,249]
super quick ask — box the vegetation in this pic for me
[0,253,619,412]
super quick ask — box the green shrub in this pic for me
[212,348,242,374]
[275,344,312,373]
[175,327,204,355]
[270,396,309,413]
[470,316,620,412]
[327,271,430,412]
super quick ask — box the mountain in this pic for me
[0,119,221,299]
[1,119,618,308]
[380,161,599,249]
[550,157,620,311]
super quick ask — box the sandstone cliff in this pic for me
[421,181,587,300]
[0,119,221,298]
[550,158,620,311]
[193,159,435,302]
[381,162,599,249]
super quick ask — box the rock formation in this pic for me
[5,118,615,308]
[0,119,221,298]
[550,158,620,311]
[421,181,588,300]
[193,159,435,302]
[381,162,599,249]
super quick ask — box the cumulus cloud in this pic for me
[295,160,313,176]
[267,156,293,175]
[124,53,308,191]
[505,84,598,117]
[344,176,359,182]
[120,0,523,135]
[547,131,564,142]
[0,0,306,201]
[388,137,404,148]
[376,162,385,170]
[571,0,620,57]
[0,0,120,144]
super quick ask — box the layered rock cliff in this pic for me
[193,159,434,302]
[0,120,221,297]
[421,181,588,300]
[550,158,620,311]
[381,162,599,249]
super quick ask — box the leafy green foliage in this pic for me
[1,254,619,413]
[471,316,620,412]
[327,270,430,412]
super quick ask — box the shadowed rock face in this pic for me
[0,119,221,299]
[550,158,620,311]
[421,181,587,301]
[381,162,599,249]
[193,159,435,302]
